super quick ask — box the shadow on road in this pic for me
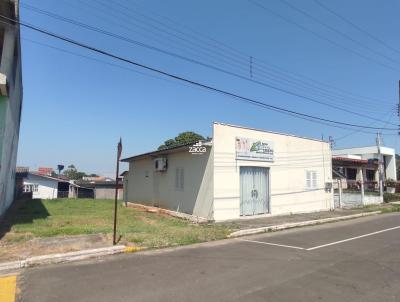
[0,197,49,240]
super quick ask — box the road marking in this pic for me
[0,275,17,302]
[236,238,305,250]
[307,225,400,251]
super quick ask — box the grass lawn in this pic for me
[1,198,230,248]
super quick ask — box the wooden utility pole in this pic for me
[113,138,122,245]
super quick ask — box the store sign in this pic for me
[235,137,274,162]
[189,141,207,155]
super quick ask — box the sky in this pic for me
[17,0,400,176]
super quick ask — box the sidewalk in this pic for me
[219,208,368,231]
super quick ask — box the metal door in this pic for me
[240,167,269,216]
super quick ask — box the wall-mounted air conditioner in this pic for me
[154,158,168,172]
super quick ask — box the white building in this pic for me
[23,173,71,199]
[122,123,333,221]
[332,146,397,181]
[0,0,23,216]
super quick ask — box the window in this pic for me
[306,171,317,190]
[175,168,184,191]
[346,168,357,180]
[366,169,375,181]
[23,184,38,193]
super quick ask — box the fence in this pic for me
[333,179,382,208]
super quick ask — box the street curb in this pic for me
[228,211,382,238]
[0,245,144,273]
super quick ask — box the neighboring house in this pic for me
[23,172,71,199]
[332,146,397,186]
[73,179,123,200]
[0,0,23,216]
[332,157,379,190]
[122,122,333,221]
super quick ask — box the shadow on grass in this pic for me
[0,198,49,240]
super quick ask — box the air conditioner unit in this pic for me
[154,158,168,172]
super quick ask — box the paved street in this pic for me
[19,213,400,302]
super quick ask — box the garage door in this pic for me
[240,167,269,216]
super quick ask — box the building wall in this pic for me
[213,123,333,221]
[24,174,58,199]
[125,148,214,219]
[94,188,123,200]
[0,1,23,216]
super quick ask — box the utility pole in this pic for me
[376,132,384,200]
[398,80,400,135]
[113,138,122,245]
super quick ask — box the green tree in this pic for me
[158,131,205,150]
[63,164,87,180]
[396,154,400,180]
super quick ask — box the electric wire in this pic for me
[313,0,400,56]
[6,15,398,132]
[247,0,400,73]
[280,0,400,65]
[20,3,397,124]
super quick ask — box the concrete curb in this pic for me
[0,245,144,273]
[228,211,382,238]
[125,202,209,223]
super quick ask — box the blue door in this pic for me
[240,167,269,216]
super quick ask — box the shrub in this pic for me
[385,178,397,188]
[383,192,400,203]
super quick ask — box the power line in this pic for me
[20,3,397,124]
[313,0,400,56]
[247,0,400,73]
[25,1,395,113]
[5,15,398,131]
[104,0,394,107]
[280,0,400,65]
[80,0,395,110]
[23,38,392,136]
[334,109,396,142]
[23,35,400,139]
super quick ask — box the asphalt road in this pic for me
[18,213,400,302]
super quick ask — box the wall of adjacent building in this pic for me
[0,1,23,216]
[94,188,123,200]
[213,123,333,221]
[24,174,58,200]
[124,148,214,220]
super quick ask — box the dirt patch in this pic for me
[0,234,111,262]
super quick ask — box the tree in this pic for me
[63,164,87,180]
[396,154,400,180]
[158,131,205,150]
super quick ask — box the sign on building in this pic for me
[235,137,274,162]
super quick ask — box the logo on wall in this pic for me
[235,137,274,162]
[189,141,207,155]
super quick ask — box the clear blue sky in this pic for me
[17,0,400,176]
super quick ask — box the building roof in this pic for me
[332,146,395,156]
[74,179,123,189]
[121,139,212,162]
[332,157,378,168]
[214,122,327,143]
[332,157,369,165]
[28,172,70,183]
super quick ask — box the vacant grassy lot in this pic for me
[1,198,230,248]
